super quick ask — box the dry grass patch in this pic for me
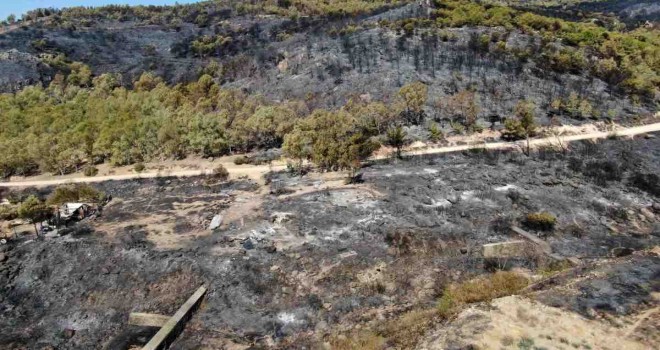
[378,309,439,349]
[328,330,385,350]
[438,271,529,315]
[324,272,529,350]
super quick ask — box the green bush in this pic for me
[133,163,146,173]
[83,166,98,177]
[524,212,557,231]
[233,155,250,165]
[0,205,18,221]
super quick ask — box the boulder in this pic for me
[208,215,223,230]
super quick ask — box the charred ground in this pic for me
[1,133,658,349]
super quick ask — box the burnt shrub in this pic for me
[506,189,522,204]
[567,156,583,172]
[524,212,556,231]
[564,223,586,238]
[385,230,414,255]
[629,172,660,196]
[607,206,629,222]
[345,172,364,184]
[583,159,623,185]
[491,214,515,233]
[212,165,229,181]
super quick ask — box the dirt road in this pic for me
[0,163,288,188]
[373,121,660,159]
[2,122,659,188]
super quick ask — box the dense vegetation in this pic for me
[0,69,429,177]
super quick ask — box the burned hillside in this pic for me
[0,0,659,349]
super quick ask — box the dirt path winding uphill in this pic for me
[1,122,659,188]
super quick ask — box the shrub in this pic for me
[428,122,444,142]
[501,101,537,141]
[328,330,385,350]
[501,118,526,141]
[583,159,623,184]
[345,172,364,184]
[386,125,408,158]
[524,212,557,231]
[83,166,98,177]
[133,163,146,173]
[0,205,18,221]
[385,230,414,255]
[567,156,583,172]
[233,155,250,165]
[212,164,229,181]
[629,172,660,196]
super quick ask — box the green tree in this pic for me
[386,125,407,158]
[397,81,428,122]
[516,100,537,136]
[7,14,16,24]
[18,196,51,235]
[92,73,121,96]
[283,109,378,172]
[133,72,163,92]
[502,101,537,141]
[47,184,104,206]
[397,81,428,124]
[67,62,92,87]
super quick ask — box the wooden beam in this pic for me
[510,226,551,252]
[142,286,207,350]
[128,313,171,328]
[510,226,563,261]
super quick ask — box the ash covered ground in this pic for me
[1,134,659,349]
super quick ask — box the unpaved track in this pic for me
[374,121,660,159]
[2,122,659,188]
[0,163,287,188]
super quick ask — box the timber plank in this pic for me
[142,286,207,350]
